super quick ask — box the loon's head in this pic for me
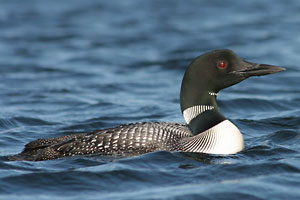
[180,49,285,112]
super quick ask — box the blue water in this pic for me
[1,0,300,199]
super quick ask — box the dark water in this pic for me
[0,0,300,199]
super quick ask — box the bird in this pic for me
[9,49,285,161]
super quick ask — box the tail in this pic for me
[8,132,88,161]
[7,146,61,161]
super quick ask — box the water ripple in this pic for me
[0,0,300,199]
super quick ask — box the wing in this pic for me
[9,122,191,161]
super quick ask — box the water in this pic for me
[0,0,300,199]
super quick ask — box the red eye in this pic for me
[218,61,227,69]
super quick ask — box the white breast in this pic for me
[181,120,244,155]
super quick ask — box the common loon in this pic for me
[9,49,284,161]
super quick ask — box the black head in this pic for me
[180,49,285,111]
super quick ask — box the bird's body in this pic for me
[9,49,284,161]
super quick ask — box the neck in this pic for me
[181,90,226,135]
[188,108,226,135]
[180,92,244,154]
[179,65,227,135]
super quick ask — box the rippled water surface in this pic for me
[1,0,300,199]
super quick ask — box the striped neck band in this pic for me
[208,92,218,96]
[183,105,214,124]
